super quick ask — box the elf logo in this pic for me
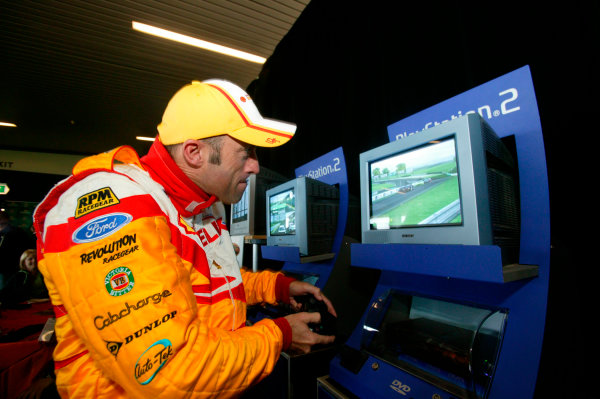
[75,187,119,218]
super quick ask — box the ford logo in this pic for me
[72,213,132,243]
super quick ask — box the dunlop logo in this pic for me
[76,187,119,218]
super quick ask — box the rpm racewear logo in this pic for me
[73,213,132,243]
[75,187,119,218]
[135,339,174,385]
[105,266,135,296]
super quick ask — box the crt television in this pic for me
[360,113,520,262]
[266,177,339,257]
[230,167,288,236]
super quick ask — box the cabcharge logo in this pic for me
[104,266,135,296]
[75,187,119,218]
[94,290,172,330]
[73,213,132,243]
[135,339,174,385]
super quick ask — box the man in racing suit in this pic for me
[34,79,336,398]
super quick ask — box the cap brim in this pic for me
[205,80,296,147]
[228,124,294,148]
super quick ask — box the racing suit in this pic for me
[34,140,294,398]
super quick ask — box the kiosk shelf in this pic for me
[262,245,335,264]
[351,243,538,284]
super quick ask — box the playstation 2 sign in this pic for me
[387,65,542,142]
[387,64,548,266]
[295,146,347,186]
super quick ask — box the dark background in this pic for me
[2,1,596,397]
[247,2,595,398]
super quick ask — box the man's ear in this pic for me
[181,139,207,168]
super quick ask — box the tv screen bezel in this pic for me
[366,134,464,231]
[360,114,493,246]
[266,177,309,254]
[268,186,297,237]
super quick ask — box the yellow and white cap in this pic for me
[157,79,296,147]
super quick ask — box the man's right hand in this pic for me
[284,311,335,354]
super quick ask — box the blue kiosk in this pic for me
[318,66,550,399]
[253,147,356,399]
[261,146,353,290]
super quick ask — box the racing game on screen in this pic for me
[269,188,296,236]
[369,137,462,230]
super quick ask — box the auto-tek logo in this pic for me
[72,213,132,243]
[75,187,119,218]
[135,339,174,385]
[104,266,135,296]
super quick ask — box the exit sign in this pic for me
[0,183,9,195]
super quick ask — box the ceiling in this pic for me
[0,0,309,156]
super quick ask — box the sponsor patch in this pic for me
[94,290,172,330]
[104,311,177,359]
[135,339,174,385]
[106,340,123,358]
[80,233,138,264]
[73,213,132,243]
[105,266,135,296]
[75,187,119,218]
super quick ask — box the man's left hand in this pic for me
[288,281,337,317]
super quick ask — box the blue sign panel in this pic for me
[388,65,543,143]
[295,146,347,186]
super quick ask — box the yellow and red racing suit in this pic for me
[34,140,294,398]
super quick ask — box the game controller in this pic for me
[295,295,337,336]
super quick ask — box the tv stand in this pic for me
[244,235,267,272]
[351,243,538,284]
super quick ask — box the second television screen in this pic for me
[269,188,296,236]
[369,136,462,230]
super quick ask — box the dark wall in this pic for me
[249,2,596,398]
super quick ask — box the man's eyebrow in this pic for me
[242,144,257,155]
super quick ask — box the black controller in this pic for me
[295,295,337,336]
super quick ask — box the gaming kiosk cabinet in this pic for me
[319,68,550,399]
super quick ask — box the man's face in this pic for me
[199,135,259,204]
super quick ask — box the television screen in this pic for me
[359,113,520,263]
[269,188,296,236]
[266,177,339,256]
[369,137,462,230]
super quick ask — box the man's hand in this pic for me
[288,280,337,317]
[284,312,335,354]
